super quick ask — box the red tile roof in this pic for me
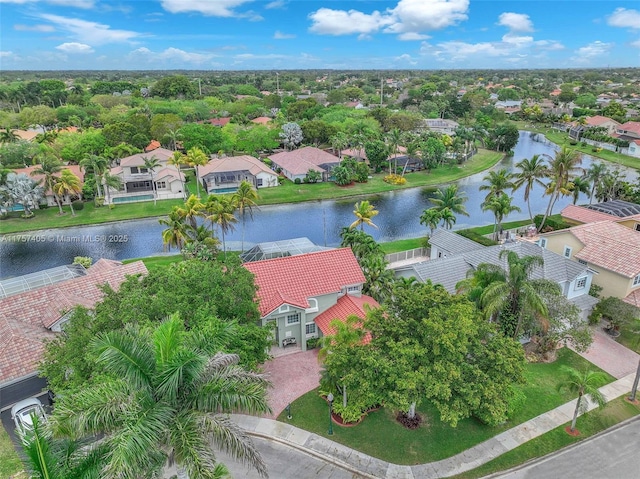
[145,140,161,152]
[13,164,85,195]
[251,116,272,125]
[561,205,616,224]
[207,117,231,127]
[585,115,619,127]
[624,289,640,308]
[618,121,640,136]
[268,147,340,176]
[0,259,148,384]
[243,248,365,316]
[314,294,379,344]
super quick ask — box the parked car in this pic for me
[10,397,46,432]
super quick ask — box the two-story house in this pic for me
[198,155,279,194]
[243,248,379,351]
[539,221,640,308]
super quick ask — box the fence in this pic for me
[385,247,429,264]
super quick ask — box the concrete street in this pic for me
[494,417,640,479]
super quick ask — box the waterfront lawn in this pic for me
[123,254,182,273]
[0,425,25,479]
[453,397,640,479]
[380,237,425,254]
[256,149,503,205]
[277,348,614,465]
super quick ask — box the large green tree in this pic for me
[558,367,607,433]
[50,315,270,479]
[513,155,549,222]
[232,180,259,252]
[539,146,583,231]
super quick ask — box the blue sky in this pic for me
[1,0,639,70]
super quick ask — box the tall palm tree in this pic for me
[513,155,549,223]
[159,206,191,251]
[479,168,515,203]
[169,151,188,199]
[386,128,402,174]
[50,315,270,479]
[558,366,607,433]
[143,156,161,206]
[206,195,237,258]
[79,154,108,199]
[164,128,183,151]
[31,156,63,214]
[350,200,379,231]
[570,176,591,205]
[330,132,349,158]
[53,169,82,216]
[430,184,469,228]
[480,250,554,339]
[178,194,205,229]
[419,208,442,236]
[102,171,122,205]
[186,147,210,198]
[232,180,259,252]
[585,162,607,204]
[0,127,20,143]
[481,193,521,241]
[539,146,583,232]
[439,207,457,229]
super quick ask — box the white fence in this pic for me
[385,247,429,264]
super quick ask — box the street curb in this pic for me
[482,414,640,478]
[247,430,381,479]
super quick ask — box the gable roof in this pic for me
[119,148,175,167]
[0,259,148,384]
[206,117,231,127]
[13,164,85,194]
[251,116,272,124]
[429,229,483,256]
[199,155,277,178]
[243,248,365,317]
[145,140,161,152]
[314,294,379,345]
[561,221,640,278]
[617,121,640,135]
[561,205,616,224]
[585,115,619,127]
[268,147,340,176]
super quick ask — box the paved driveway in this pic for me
[573,328,640,379]
[261,349,322,419]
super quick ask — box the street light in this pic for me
[327,392,334,436]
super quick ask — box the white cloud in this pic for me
[501,33,533,46]
[385,0,469,34]
[0,51,14,57]
[631,38,640,48]
[398,32,430,41]
[426,40,509,60]
[607,8,640,29]
[395,53,417,65]
[0,0,94,7]
[160,0,253,17]
[40,14,142,45]
[308,8,391,35]
[273,31,295,39]
[265,0,285,9]
[55,42,94,53]
[497,12,533,32]
[534,40,565,51]
[14,24,55,32]
[130,46,216,64]
[575,40,613,58]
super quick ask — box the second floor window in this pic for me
[286,313,300,324]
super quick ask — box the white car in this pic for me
[10,397,47,432]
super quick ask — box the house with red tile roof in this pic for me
[268,146,340,182]
[12,164,84,208]
[540,221,640,308]
[145,139,162,152]
[584,115,620,135]
[560,205,617,225]
[243,248,378,350]
[198,155,279,193]
[0,259,147,404]
[250,116,272,125]
[616,121,640,140]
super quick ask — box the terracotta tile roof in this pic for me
[313,294,379,344]
[624,289,640,308]
[243,248,365,317]
[617,121,640,136]
[199,155,276,178]
[207,117,231,127]
[341,148,367,160]
[145,140,161,152]
[0,259,148,384]
[585,115,619,127]
[13,164,85,194]
[119,148,175,167]
[13,129,39,141]
[251,116,272,124]
[561,205,616,224]
[567,222,640,278]
[268,147,340,176]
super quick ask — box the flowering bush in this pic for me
[383,174,406,185]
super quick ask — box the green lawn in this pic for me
[0,425,25,479]
[277,348,614,465]
[453,397,640,479]
[617,319,640,354]
[380,238,426,254]
[123,254,183,273]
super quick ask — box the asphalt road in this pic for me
[493,418,640,479]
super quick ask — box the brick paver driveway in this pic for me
[261,349,322,419]
[573,327,640,379]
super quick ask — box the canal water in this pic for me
[1,132,637,279]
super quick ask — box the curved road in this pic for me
[493,417,640,479]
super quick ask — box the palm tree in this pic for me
[513,155,549,223]
[169,151,188,199]
[143,156,161,206]
[178,194,205,229]
[350,200,379,231]
[53,169,82,215]
[539,146,583,232]
[232,180,259,252]
[419,208,441,236]
[586,162,607,204]
[79,154,108,199]
[330,132,349,158]
[31,156,63,214]
[206,195,237,258]
[50,315,270,479]
[570,176,591,205]
[0,127,20,143]
[386,128,402,174]
[439,207,457,229]
[480,250,554,339]
[102,171,121,205]
[558,366,607,433]
[479,168,515,203]
[430,184,469,228]
[159,206,191,251]
[481,193,521,241]
[186,147,210,198]
[164,128,183,151]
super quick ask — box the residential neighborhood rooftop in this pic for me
[585,200,640,218]
[198,155,275,178]
[313,294,379,345]
[268,146,340,177]
[561,204,617,224]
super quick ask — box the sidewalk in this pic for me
[232,372,639,479]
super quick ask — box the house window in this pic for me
[286,313,300,325]
[539,238,547,248]
[563,246,572,258]
[257,178,263,187]
[140,168,149,174]
[156,181,166,189]
[578,259,587,265]
[635,223,640,232]
[130,167,139,174]
[576,277,587,289]
[634,274,640,287]
[305,323,316,335]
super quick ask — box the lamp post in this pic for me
[327,392,334,436]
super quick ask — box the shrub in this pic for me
[332,402,364,424]
[383,174,407,185]
[262,158,273,166]
[72,256,93,268]
[72,200,84,211]
[590,296,639,330]
[94,197,105,207]
[533,214,570,232]
[294,178,301,184]
[38,202,50,209]
[569,140,578,146]
[456,229,498,246]
[306,337,319,350]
